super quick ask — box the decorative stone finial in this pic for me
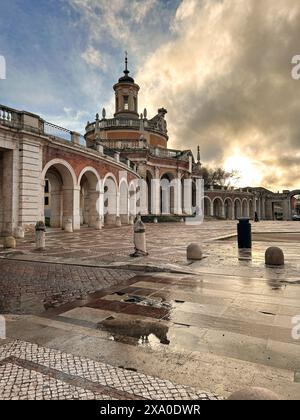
[102,108,106,119]
[96,113,99,121]
[143,108,147,119]
[197,145,201,163]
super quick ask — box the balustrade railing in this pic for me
[44,121,72,141]
[86,117,167,137]
[0,105,22,128]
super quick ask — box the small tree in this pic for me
[201,166,240,188]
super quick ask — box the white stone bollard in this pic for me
[64,219,73,233]
[35,221,46,251]
[153,217,158,224]
[116,216,122,227]
[129,215,135,225]
[14,226,25,239]
[130,214,148,257]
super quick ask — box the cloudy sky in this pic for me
[1,0,300,190]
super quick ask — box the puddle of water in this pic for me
[122,295,172,310]
[97,317,170,346]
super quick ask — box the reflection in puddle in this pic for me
[97,317,170,346]
[123,295,172,310]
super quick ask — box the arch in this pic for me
[242,199,249,217]
[42,158,77,188]
[212,197,224,219]
[234,198,242,219]
[78,166,101,190]
[103,175,118,226]
[102,172,119,193]
[79,169,101,228]
[289,190,300,220]
[224,197,233,220]
[42,159,76,229]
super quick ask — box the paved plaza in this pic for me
[1,221,300,399]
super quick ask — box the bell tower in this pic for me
[113,53,140,119]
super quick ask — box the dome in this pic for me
[118,69,134,83]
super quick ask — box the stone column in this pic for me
[173,178,182,215]
[50,190,62,228]
[88,191,101,228]
[73,186,81,231]
[282,200,290,221]
[182,178,192,215]
[151,178,161,215]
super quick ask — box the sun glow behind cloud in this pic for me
[223,153,263,188]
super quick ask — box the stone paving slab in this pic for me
[0,340,221,400]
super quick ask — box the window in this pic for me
[44,196,49,206]
[44,180,49,193]
[123,95,129,110]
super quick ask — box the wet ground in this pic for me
[1,221,300,399]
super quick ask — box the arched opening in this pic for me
[204,197,211,217]
[79,170,100,228]
[104,175,118,226]
[146,171,153,214]
[234,199,242,219]
[290,192,300,220]
[242,199,248,217]
[213,197,223,219]
[224,198,233,220]
[43,161,75,229]
[119,180,129,224]
[160,173,175,215]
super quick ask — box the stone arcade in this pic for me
[0,58,295,237]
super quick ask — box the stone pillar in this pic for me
[282,200,291,221]
[182,178,192,215]
[265,201,273,220]
[73,187,81,231]
[151,178,161,215]
[261,198,266,220]
[173,178,182,215]
[88,191,101,228]
[221,204,226,219]
[50,190,62,228]
[71,132,81,145]
[62,187,78,231]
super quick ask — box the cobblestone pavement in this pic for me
[0,340,221,400]
[0,259,136,314]
[2,221,300,275]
